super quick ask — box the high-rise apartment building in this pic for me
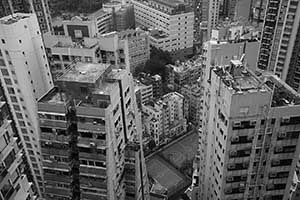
[0,94,35,200]
[37,62,149,200]
[132,0,194,60]
[0,13,54,195]
[207,0,220,38]
[193,0,209,48]
[257,0,300,91]
[0,0,52,33]
[199,59,300,200]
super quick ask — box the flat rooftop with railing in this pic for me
[57,62,111,83]
[0,13,30,25]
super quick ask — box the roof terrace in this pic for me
[57,62,111,83]
[0,13,30,25]
[213,60,300,107]
[213,60,271,93]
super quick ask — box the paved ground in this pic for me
[147,155,189,197]
[146,130,198,197]
[160,131,198,169]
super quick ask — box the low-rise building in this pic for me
[135,80,153,109]
[166,58,203,92]
[142,92,187,146]
[181,83,203,127]
[139,74,163,99]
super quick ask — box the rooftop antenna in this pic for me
[8,0,14,17]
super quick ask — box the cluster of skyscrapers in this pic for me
[2,0,300,200]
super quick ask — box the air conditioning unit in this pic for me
[247,135,254,141]
[250,120,256,126]
[266,183,274,190]
[226,176,234,182]
[269,172,277,178]
[275,146,283,152]
[231,136,239,142]
[230,150,237,157]
[90,142,96,147]
[242,162,249,168]
[281,117,290,123]
[224,188,232,194]
[227,163,235,170]
[278,132,287,138]
[271,160,280,166]
[233,121,241,128]
[241,175,247,181]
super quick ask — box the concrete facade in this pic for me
[38,62,150,200]
[0,13,54,196]
[199,59,300,200]
[132,0,194,60]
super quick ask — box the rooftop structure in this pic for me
[0,0,52,33]
[0,13,29,25]
[57,62,111,83]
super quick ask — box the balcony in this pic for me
[78,122,105,132]
[45,186,71,197]
[79,166,106,178]
[76,105,105,118]
[43,160,70,171]
[40,132,70,144]
[39,119,67,129]
[78,137,106,148]
[38,103,66,114]
[44,174,72,183]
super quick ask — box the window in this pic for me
[1,68,9,76]
[0,59,5,66]
[4,78,12,85]
[1,39,5,44]
[11,96,17,103]
[13,105,20,111]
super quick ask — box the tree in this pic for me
[148,139,156,150]
[143,47,173,81]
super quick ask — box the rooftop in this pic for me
[213,60,300,107]
[213,60,269,93]
[53,39,98,49]
[135,0,191,15]
[150,29,169,39]
[57,62,111,83]
[258,71,300,107]
[39,87,68,104]
[0,13,30,25]
[149,0,184,8]
[171,58,203,73]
